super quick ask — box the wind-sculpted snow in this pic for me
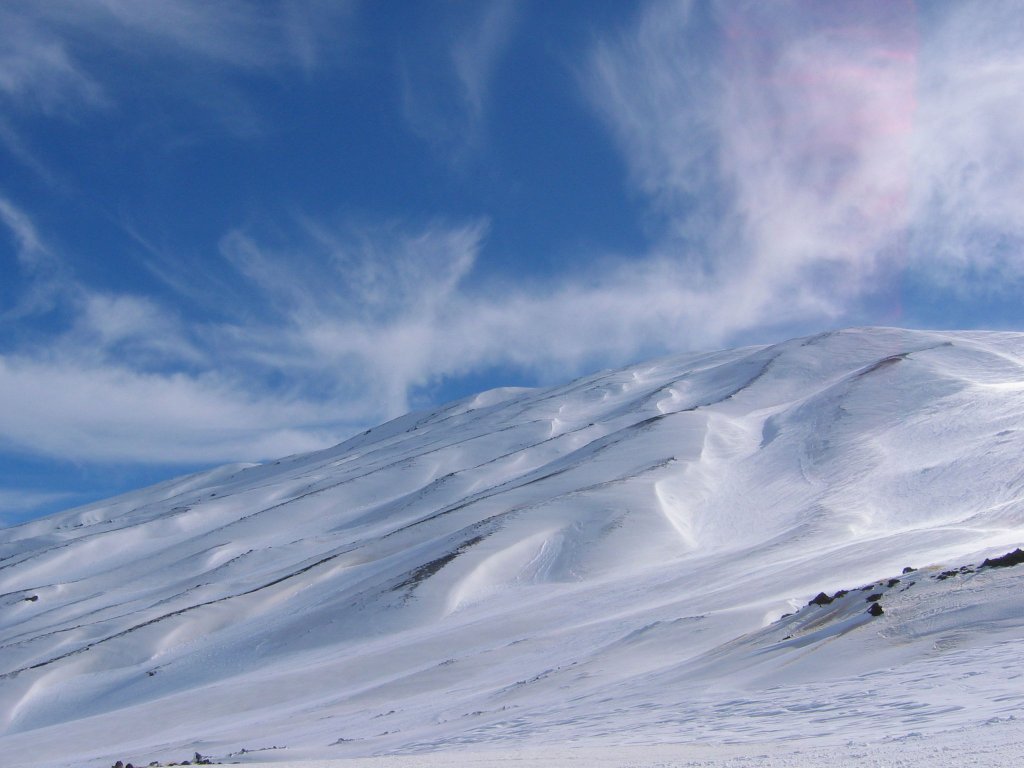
[1,327,1024,767]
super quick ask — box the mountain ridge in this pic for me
[1,326,1023,767]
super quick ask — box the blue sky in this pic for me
[2,0,1023,523]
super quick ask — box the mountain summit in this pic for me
[2,327,1024,766]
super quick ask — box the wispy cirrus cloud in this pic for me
[0,199,487,464]
[0,195,69,319]
[400,0,519,160]
[0,197,743,468]
[0,197,46,258]
[215,217,487,416]
[282,0,358,74]
[195,216,807,426]
[0,10,104,115]
[0,0,355,169]
[2,0,351,80]
[0,205,330,466]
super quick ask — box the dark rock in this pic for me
[982,548,1024,568]
[865,593,883,602]
[867,603,884,617]
[832,589,849,599]
[23,595,38,602]
[936,569,959,580]
[886,578,900,588]
[902,566,916,574]
[392,535,486,591]
[808,592,834,606]
[113,762,124,768]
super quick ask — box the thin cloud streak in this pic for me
[0,195,70,319]
[9,1,343,72]
[400,0,519,161]
[0,197,46,258]
[282,0,358,73]
[452,0,518,127]
[0,1,354,177]
[0,11,104,115]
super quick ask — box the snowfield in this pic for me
[1,327,1023,767]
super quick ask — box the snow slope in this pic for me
[1,327,1023,767]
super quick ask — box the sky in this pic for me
[2,0,1023,524]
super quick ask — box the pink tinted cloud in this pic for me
[720,0,918,208]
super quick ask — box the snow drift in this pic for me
[1,327,1023,767]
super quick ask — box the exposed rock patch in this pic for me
[982,548,1024,568]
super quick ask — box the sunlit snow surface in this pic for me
[2,328,1024,767]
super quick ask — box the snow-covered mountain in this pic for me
[2,327,1024,767]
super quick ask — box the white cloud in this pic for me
[585,0,1024,331]
[0,354,335,463]
[70,293,205,368]
[910,0,1024,290]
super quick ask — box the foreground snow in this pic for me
[234,716,1024,766]
[1,327,1023,767]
